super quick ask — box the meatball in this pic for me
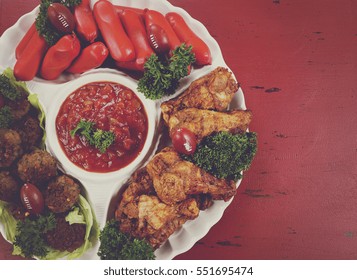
[45,216,86,252]
[14,116,43,151]
[0,171,20,202]
[45,175,80,213]
[17,150,57,185]
[8,203,28,220]
[0,129,23,168]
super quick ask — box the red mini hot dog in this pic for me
[14,29,48,81]
[165,12,212,66]
[93,0,135,62]
[74,0,98,43]
[144,9,181,53]
[114,5,145,17]
[67,41,109,74]
[40,34,80,80]
[15,23,36,59]
[116,9,154,72]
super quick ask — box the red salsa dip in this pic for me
[56,81,148,172]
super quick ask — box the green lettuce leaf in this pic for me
[40,195,99,260]
[28,94,46,148]
[2,67,29,93]
[2,195,98,260]
[66,207,86,225]
[2,67,46,147]
[0,201,18,243]
[1,68,98,259]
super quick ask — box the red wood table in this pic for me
[1,0,357,260]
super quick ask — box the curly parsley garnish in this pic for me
[13,213,56,258]
[137,44,195,100]
[184,132,258,181]
[98,220,155,260]
[0,74,22,101]
[70,120,115,153]
[0,106,13,129]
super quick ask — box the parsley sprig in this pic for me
[0,74,23,101]
[13,213,56,258]
[70,120,115,153]
[98,220,155,260]
[137,44,195,100]
[0,106,13,129]
[184,132,258,181]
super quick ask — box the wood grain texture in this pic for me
[1,0,357,260]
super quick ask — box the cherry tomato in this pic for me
[47,3,75,34]
[20,183,44,215]
[147,24,170,55]
[144,9,181,54]
[171,127,197,155]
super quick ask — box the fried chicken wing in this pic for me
[115,168,156,226]
[138,195,176,231]
[114,67,247,250]
[146,148,236,205]
[167,108,252,141]
[115,168,200,249]
[161,67,238,124]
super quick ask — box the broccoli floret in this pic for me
[98,220,155,260]
[185,131,257,181]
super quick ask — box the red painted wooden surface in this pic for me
[1,0,357,260]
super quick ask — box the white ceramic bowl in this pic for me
[46,71,157,184]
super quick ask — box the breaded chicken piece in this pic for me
[146,147,236,205]
[167,108,252,141]
[115,168,199,249]
[143,197,199,249]
[161,67,238,124]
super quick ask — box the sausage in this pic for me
[114,5,145,17]
[93,0,135,62]
[144,9,181,54]
[73,0,98,43]
[116,9,154,72]
[40,34,81,80]
[15,23,36,59]
[13,29,48,81]
[67,41,109,74]
[165,12,212,65]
